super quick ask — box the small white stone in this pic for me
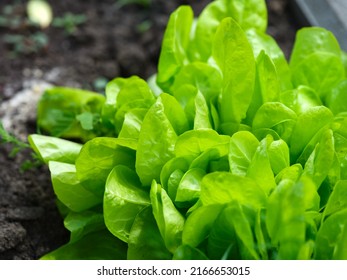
[0,78,53,140]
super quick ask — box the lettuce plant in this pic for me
[29,0,347,260]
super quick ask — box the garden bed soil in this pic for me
[0,0,299,259]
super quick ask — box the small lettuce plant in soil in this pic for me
[28,0,347,260]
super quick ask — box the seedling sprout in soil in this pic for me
[26,0,347,260]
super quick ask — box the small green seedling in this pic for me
[115,0,152,9]
[0,122,41,171]
[52,12,87,34]
[4,32,48,56]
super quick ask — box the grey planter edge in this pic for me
[290,0,347,51]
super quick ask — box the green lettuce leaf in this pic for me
[104,165,150,242]
[38,87,105,142]
[212,17,256,135]
[191,0,267,61]
[157,6,193,91]
[49,161,101,212]
[127,206,172,260]
[28,134,82,164]
[64,210,105,243]
[229,131,259,176]
[150,180,185,253]
[40,230,127,260]
[290,27,345,98]
[75,137,136,196]
[201,171,267,209]
[315,209,347,260]
[136,93,188,186]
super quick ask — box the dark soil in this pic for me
[0,0,299,259]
